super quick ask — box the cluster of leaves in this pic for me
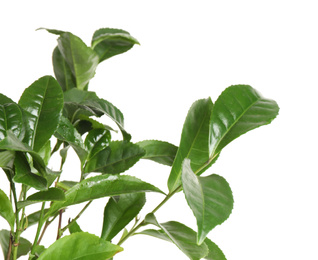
[0,27,279,260]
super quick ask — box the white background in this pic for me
[0,0,318,259]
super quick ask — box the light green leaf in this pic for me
[17,188,65,209]
[83,141,145,175]
[68,221,83,234]
[26,209,49,228]
[0,103,24,141]
[57,32,99,90]
[37,232,123,260]
[0,189,15,231]
[54,116,88,163]
[182,159,233,244]
[204,237,227,260]
[144,214,209,260]
[168,98,213,192]
[0,151,15,169]
[52,46,76,91]
[137,140,178,166]
[84,128,111,160]
[209,85,279,156]
[101,193,146,241]
[18,76,64,152]
[45,174,164,218]
[91,28,139,63]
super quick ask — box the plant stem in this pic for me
[10,181,20,260]
[30,202,46,256]
[60,200,92,235]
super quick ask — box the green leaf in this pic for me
[0,94,14,104]
[0,229,32,259]
[52,46,76,91]
[68,221,83,234]
[209,85,279,156]
[84,128,111,160]
[26,209,50,228]
[13,152,47,191]
[37,232,123,260]
[0,151,15,169]
[101,193,146,241]
[0,189,15,231]
[83,141,145,175]
[76,116,116,135]
[204,237,227,260]
[56,181,78,191]
[144,214,209,260]
[91,28,139,63]
[45,174,164,218]
[137,140,178,166]
[0,103,24,141]
[168,98,213,192]
[54,116,88,163]
[182,159,233,244]
[17,188,65,209]
[63,89,130,140]
[18,75,64,152]
[57,32,99,90]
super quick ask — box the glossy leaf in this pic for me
[76,116,116,135]
[13,152,47,191]
[0,189,15,231]
[182,159,233,244]
[168,98,213,192]
[0,229,32,259]
[18,76,64,152]
[137,140,178,166]
[46,174,164,218]
[209,85,279,156]
[37,232,123,260]
[144,214,209,260]
[68,221,83,234]
[0,103,24,141]
[91,28,139,63]
[0,150,15,169]
[54,116,88,163]
[52,46,76,91]
[56,181,77,191]
[84,128,111,160]
[17,188,65,209]
[63,88,130,140]
[57,32,99,90]
[101,193,146,241]
[83,141,145,175]
[204,237,227,260]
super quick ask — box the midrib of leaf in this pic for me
[68,36,80,88]
[31,80,49,150]
[62,56,71,90]
[171,107,210,191]
[211,91,260,156]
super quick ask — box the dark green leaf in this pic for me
[168,98,213,192]
[0,229,32,259]
[204,237,227,260]
[144,214,209,260]
[63,89,129,140]
[57,32,99,90]
[91,28,139,63]
[37,232,123,260]
[76,116,116,135]
[0,103,24,141]
[18,76,64,152]
[84,128,111,160]
[182,159,233,244]
[52,46,76,91]
[37,27,66,35]
[83,141,145,175]
[17,188,65,209]
[137,228,171,242]
[54,116,88,163]
[101,193,146,241]
[46,174,164,218]
[13,152,47,191]
[0,189,15,231]
[209,85,279,156]
[0,94,14,104]
[38,140,51,166]
[137,140,178,166]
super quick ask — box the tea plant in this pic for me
[0,27,279,260]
